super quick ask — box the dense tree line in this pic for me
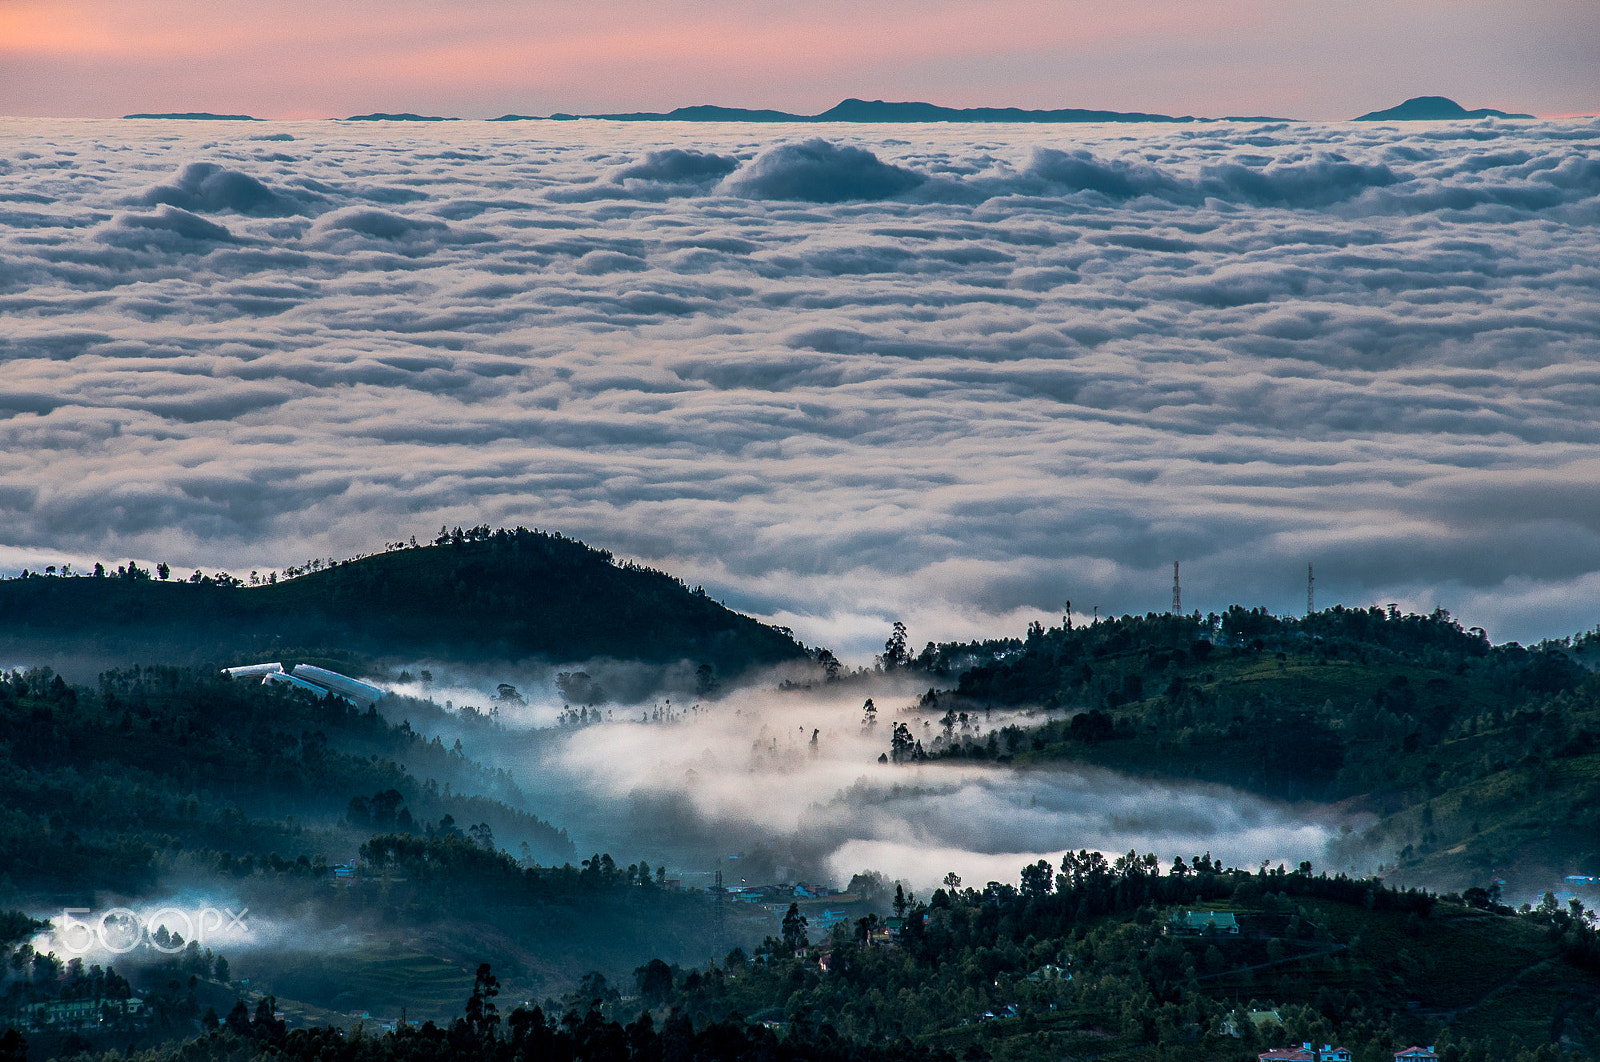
[352,835,679,909]
[3,960,954,1062]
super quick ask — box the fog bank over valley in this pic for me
[432,672,1354,892]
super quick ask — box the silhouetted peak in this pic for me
[1354,96,1533,121]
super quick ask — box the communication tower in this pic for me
[1307,564,1315,616]
[1172,561,1181,614]
[712,869,727,960]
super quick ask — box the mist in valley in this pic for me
[406,661,1361,894]
[0,635,1382,1020]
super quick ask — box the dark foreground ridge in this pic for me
[9,856,1600,1061]
[121,112,260,121]
[493,98,1201,123]
[0,526,808,673]
[1354,95,1535,121]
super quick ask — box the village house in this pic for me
[1259,1044,1351,1062]
[1394,1048,1439,1062]
[20,997,143,1031]
[803,907,849,933]
[1024,963,1068,984]
[1166,909,1240,935]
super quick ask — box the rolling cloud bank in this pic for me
[1,117,1599,657]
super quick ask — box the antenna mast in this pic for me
[1172,561,1181,614]
[1307,564,1315,616]
[712,869,727,960]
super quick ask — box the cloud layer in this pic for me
[2,117,1599,657]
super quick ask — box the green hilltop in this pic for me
[0,526,807,676]
[898,605,1600,894]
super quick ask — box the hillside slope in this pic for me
[0,663,575,893]
[915,606,1600,893]
[0,664,769,1033]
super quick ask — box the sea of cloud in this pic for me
[1,116,1598,656]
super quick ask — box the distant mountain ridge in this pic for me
[495,98,1200,123]
[0,526,808,674]
[122,112,260,120]
[1355,95,1534,121]
[117,97,1543,125]
[343,112,459,122]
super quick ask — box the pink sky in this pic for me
[1,0,1596,119]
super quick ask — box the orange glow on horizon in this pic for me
[0,3,121,53]
[0,0,269,57]
[0,0,1252,66]
[0,0,1592,121]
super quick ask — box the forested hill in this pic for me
[0,662,575,895]
[0,663,761,1026]
[0,526,807,673]
[910,605,1600,891]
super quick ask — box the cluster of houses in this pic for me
[812,915,915,971]
[16,996,144,1031]
[724,882,838,903]
[1260,1043,1437,1062]
[726,881,853,936]
[1258,1045,1350,1062]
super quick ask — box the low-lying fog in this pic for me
[28,898,299,966]
[418,666,1359,893]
